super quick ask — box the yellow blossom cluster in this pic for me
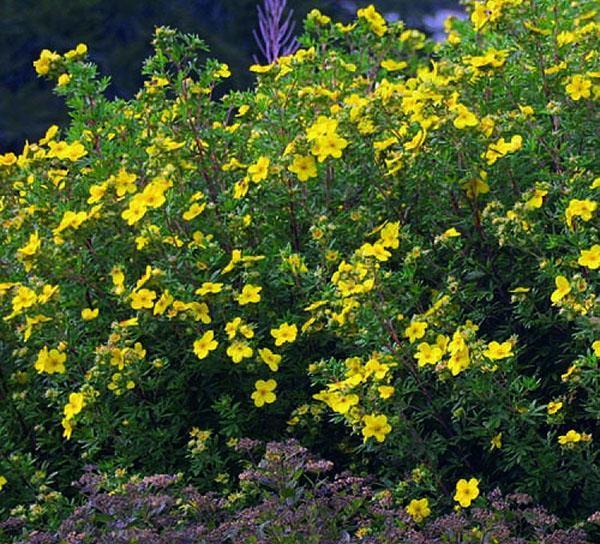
[0,0,598,517]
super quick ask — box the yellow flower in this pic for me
[547,401,563,415]
[378,385,395,399]
[12,286,37,312]
[518,105,534,117]
[64,43,88,59]
[236,104,250,117]
[484,135,522,165]
[33,49,60,75]
[578,245,600,270]
[463,48,508,69]
[119,317,139,328]
[404,321,428,343]
[258,347,282,371]
[195,282,224,296]
[406,498,431,522]
[593,340,600,358]
[226,341,253,363]
[483,341,513,360]
[61,418,73,440]
[183,202,206,221]
[311,132,349,163]
[510,287,530,294]
[461,171,489,199]
[565,199,597,229]
[53,210,88,235]
[38,284,59,304]
[306,116,338,140]
[63,392,85,420]
[22,314,51,342]
[357,4,387,36]
[0,152,17,166]
[112,168,137,196]
[288,154,317,181]
[524,188,548,210]
[216,63,231,78]
[271,322,298,346]
[565,75,592,101]
[47,140,87,161]
[187,302,211,323]
[374,136,398,154]
[57,73,71,86]
[249,63,275,74]
[414,342,443,367]
[544,62,567,75]
[81,307,99,321]
[251,379,277,407]
[381,59,407,71]
[247,156,270,182]
[330,393,360,414]
[454,478,480,507]
[111,267,126,295]
[139,181,168,209]
[130,289,157,310]
[380,222,400,248]
[362,413,391,443]
[360,242,391,262]
[404,129,426,151]
[121,199,148,225]
[470,2,498,31]
[34,346,67,375]
[556,31,575,47]
[306,9,331,25]
[452,104,479,129]
[193,330,219,360]
[237,284,262,305]
[17,232,42,258]
[561,364,578,382]
[153,290,174,315]
[558,429,582,445]
[447,347,470,376]
[364,356,391,380]
[0,475,7,491]
[490,433,502,450]
[88,182,109,204]
[136,267,154,290]
[550,275,571,304]
[223,317,243,339]
[441,227,461,239]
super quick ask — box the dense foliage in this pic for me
[0,0,599,540]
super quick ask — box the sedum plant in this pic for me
[0,0,599,533]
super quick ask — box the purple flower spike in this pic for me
[253,0,299,64]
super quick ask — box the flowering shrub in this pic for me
[2,440,594,543]
[0,0,599,533]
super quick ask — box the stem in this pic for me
[286,177,302,252]
[371,287,478,475]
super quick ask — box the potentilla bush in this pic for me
[0,0,598,529]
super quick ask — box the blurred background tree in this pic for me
[0,0,460,151]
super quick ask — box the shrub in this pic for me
[2,440,594,543]
[0,0,598,532]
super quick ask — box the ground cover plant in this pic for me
[3,440,594,543]
[0,0,599,541]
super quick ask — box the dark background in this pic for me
[0,0,460,151]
